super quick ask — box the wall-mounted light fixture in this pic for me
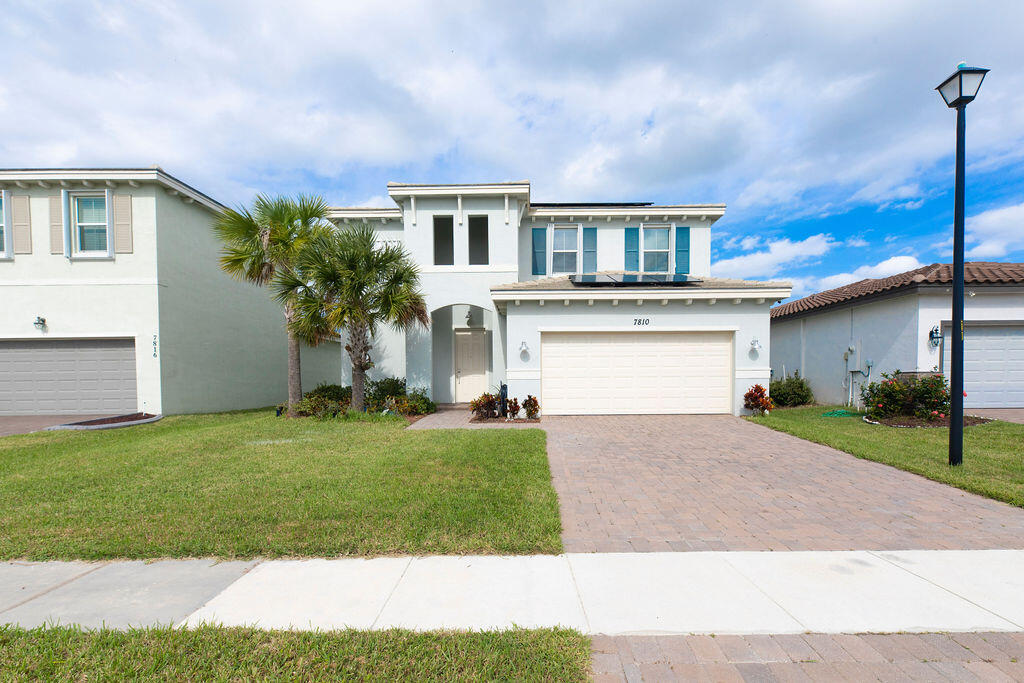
[750,338,763,350]
[929,325,943,347]
[33,316,46,331]
[519,341,529,353]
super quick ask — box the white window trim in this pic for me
[66,189,115,260]
[639,222,674,274]
[0,189,11,261]
[549,222,582,275]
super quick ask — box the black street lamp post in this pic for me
[935,63,988,467]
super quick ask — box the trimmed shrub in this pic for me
[769,372,814,407]
[366,377,407,407]
[506,397,521,419]
[743,384,774,415]
[304,383,352,403]
[294,394,347,419]
[404,388,436,415]
[861,370,950,420]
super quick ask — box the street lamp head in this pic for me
[936,64,989,108]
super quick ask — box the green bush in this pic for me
[861,371,951,419]
[366,377,407,408]
[405,388,436,415]
[769,372,814,407]
[305,383,352,403]
[294,394,348,419]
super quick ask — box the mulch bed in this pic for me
[865,414,993,428]
[403,414,427,426]
[69,413,157,426]
[469,417,541,424]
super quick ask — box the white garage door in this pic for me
[943,325,1024,408]
[0,339,138,415]
[541,331,733,415]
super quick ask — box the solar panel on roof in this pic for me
[569,273,702,287]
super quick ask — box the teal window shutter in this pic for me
[582,227,597,273]
[624,227,639,271]
[674,226,690,274]
[531,228,546,275]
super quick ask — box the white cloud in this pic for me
[844,237,870,248]
[712,234,837,279]
[813,255,925,291]
[0,1,1023,214]
[965,201,1024,258]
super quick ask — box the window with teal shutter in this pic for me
[624,227,639,271]
[582,227,597,273]
[674,226,690,274]
[531,227,546,275]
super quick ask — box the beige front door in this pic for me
[455,328,488,402]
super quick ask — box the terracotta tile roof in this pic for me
[492,271,791,292]
[771,262,1024,319]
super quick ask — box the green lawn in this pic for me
[0,411,561,560]
[750,406,1024,507]
[0,626,590,681]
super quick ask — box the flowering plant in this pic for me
[743,384,774,415]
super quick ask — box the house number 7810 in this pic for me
[633,318,650,326]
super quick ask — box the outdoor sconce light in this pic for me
[929,325,943,348]
[33,316,46,330]
[519,341,529,353]
[750,338,762,350]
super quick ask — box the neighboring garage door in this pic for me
[541,331,733,415]
[943,324,1024,408]
[0,339,138,415]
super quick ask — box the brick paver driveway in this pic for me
[545,415,1024,553]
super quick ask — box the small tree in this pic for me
[214,195,331,416]
[282,224,429,412]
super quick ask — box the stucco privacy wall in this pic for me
[0,185,164,413]
[504,299,772,415]
[516,219,712,282]
[155,189,341,413]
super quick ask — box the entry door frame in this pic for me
[454,327,489,402]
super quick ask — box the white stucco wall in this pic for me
[0,186,164,413]
[771,293,923,406]
[155,189,341,413]
[504,298,772,415]
[916,288,1024,372]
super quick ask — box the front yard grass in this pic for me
[750,405,1024,507]
[0,626,591,681]
[0,411,561,560]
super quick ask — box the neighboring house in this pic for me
[770,262,1024,409]
[0,168,341,416]
[333,181,791,415]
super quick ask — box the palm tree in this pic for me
[280,224,429,412]
[214,194,331,416]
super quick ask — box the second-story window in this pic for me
[552,226,578,273]
[642,226,670,272]
[433,215,454,265]
[468,215,488,265]
[72,193,109,255]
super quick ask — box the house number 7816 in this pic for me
[633,318,650,326]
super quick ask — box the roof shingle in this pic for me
[770,262,1024,319]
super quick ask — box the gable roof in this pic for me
[771,262,1024,319]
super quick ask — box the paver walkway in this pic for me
[592,632,1024,682]
[972,408,1024,424]
[413,410,1024,553]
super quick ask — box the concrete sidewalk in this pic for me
[2,550,1022,634]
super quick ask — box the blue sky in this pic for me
[2,1,1024,298]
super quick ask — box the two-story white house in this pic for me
[0,168,341,416]
[334,181,791,415]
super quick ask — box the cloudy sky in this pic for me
[3,1,1023,298]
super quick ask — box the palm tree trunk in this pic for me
[347,323,371,412]
[285,306,302,417]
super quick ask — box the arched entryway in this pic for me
[430,303,498,404]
